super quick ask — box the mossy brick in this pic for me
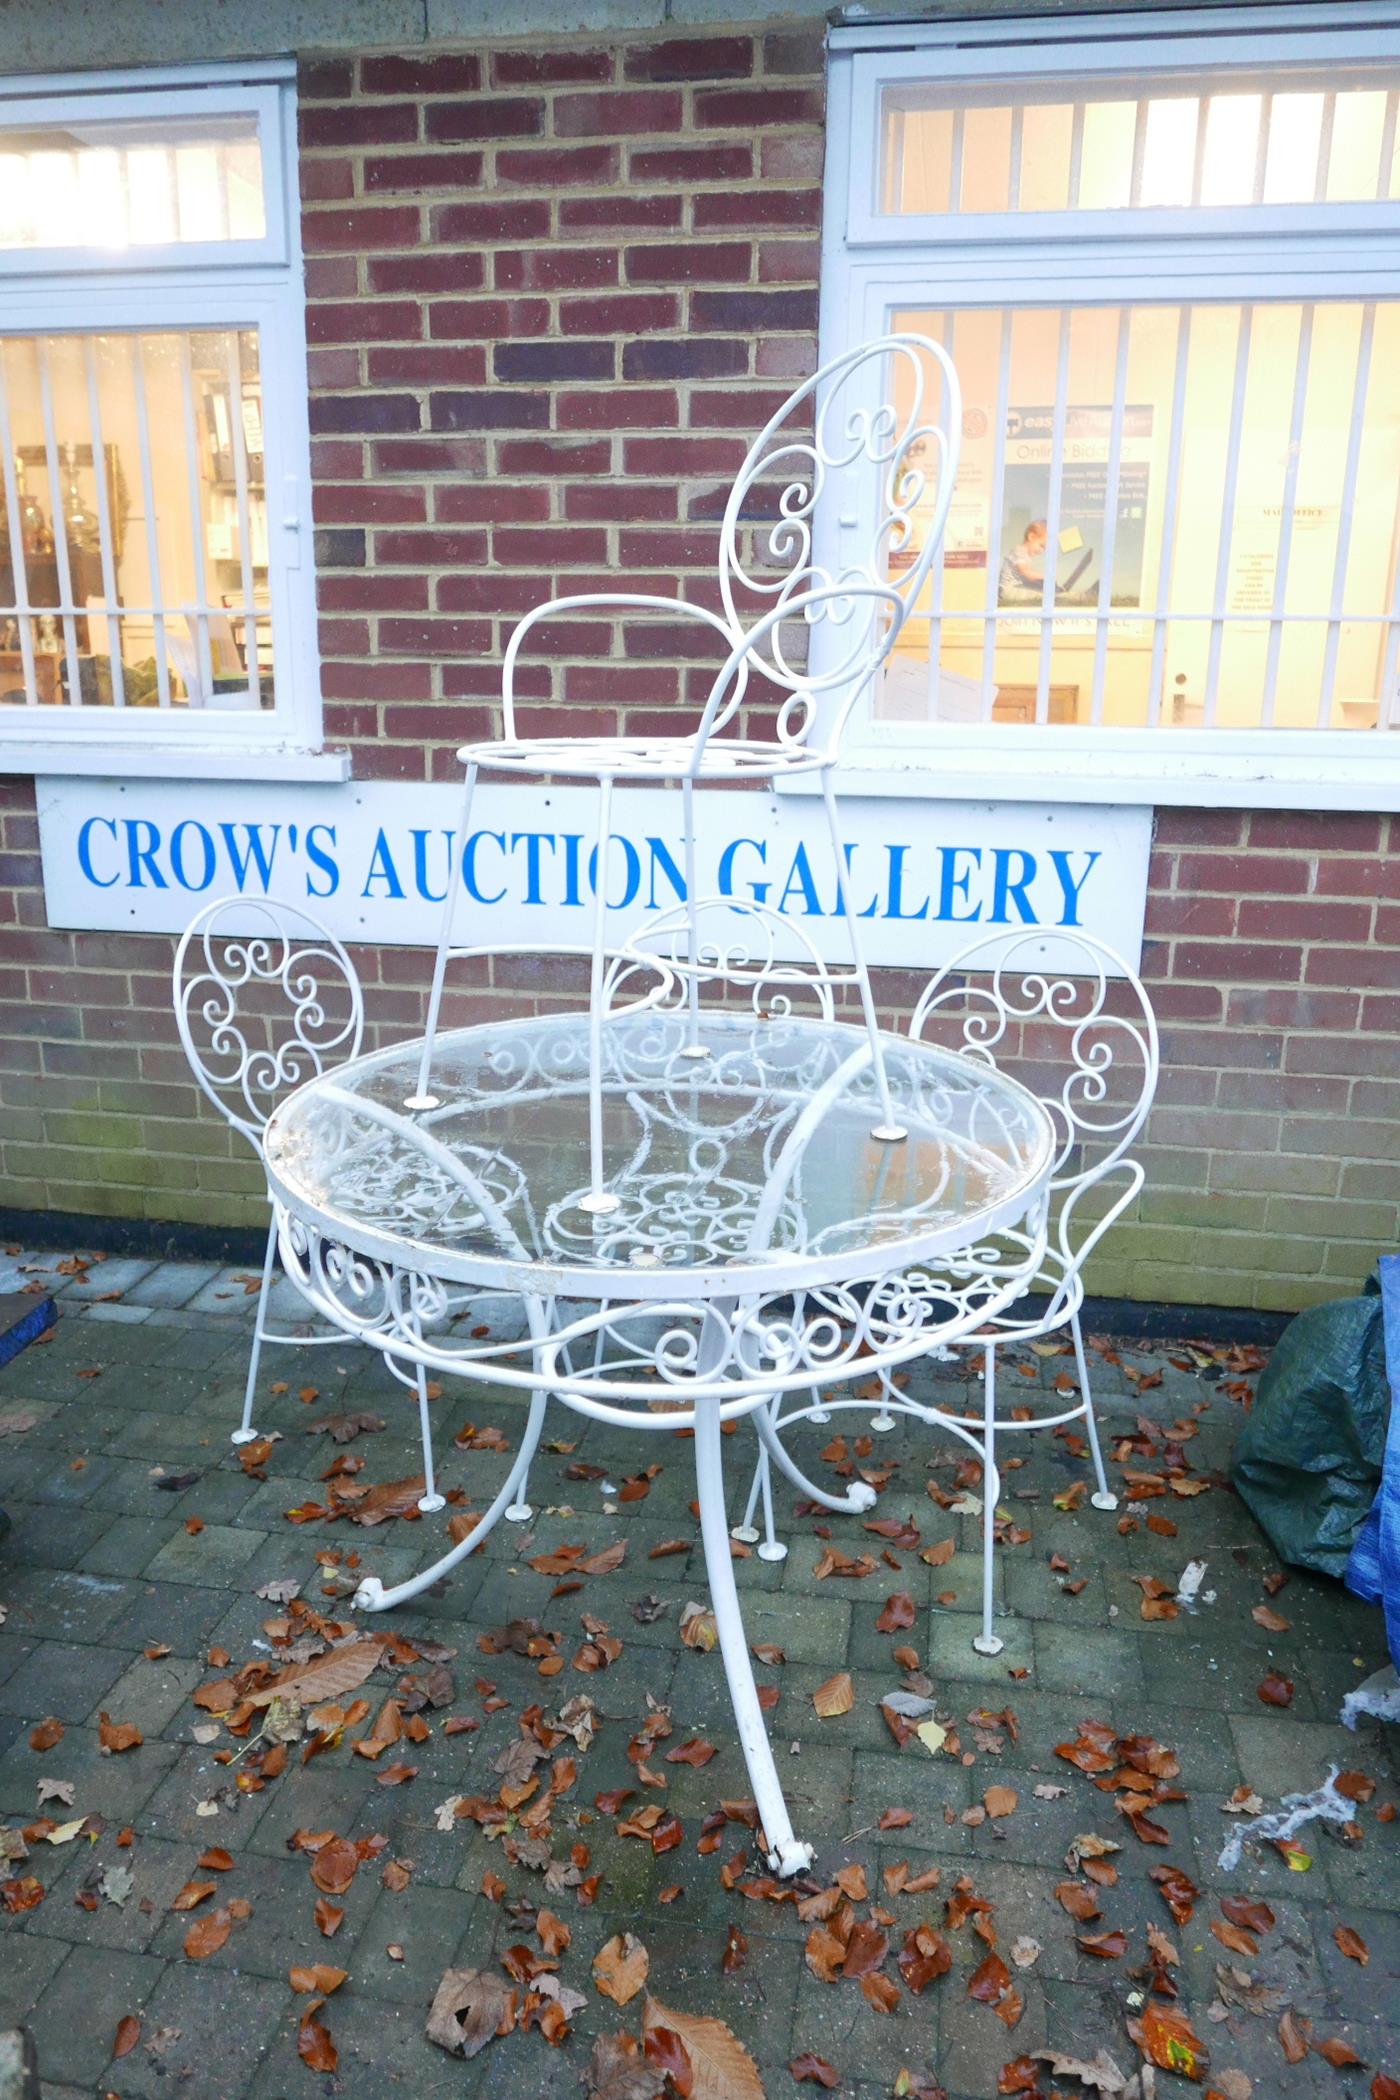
[1208,1148,1339,1195]
[41,1108,144,1150]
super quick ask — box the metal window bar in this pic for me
[923,312,951,720]
[1189,96,1208,207]
[978,309,1015,723]
[1379,89,1399,200]
[1252,92,1273,203]
[1067,98,1086,209]
[1261,303,1314,726]
[0,348,36,706]
[35,340,85,710]
[1008,103,1024,210]
[1090,307,1132,727]
[1379,488,1400,727]
[1128,97,1149,206]
[1203,304,1255,726]
[178,334,216,705]
[948,106,965,214]
[1315,90,1337,202]
[1035,309,1073,724]
[83,336,126,710]
[224,329,262,710]
[130,334,172,709]
[1147,306,1193,727]
[1319,303,1377,727]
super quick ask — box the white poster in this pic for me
[36,777,1151,972]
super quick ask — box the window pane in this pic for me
[882,72,1400,215]
[0,114,264,249]
[0,328,271,714]
[876,301,1400,733]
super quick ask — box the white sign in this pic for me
[36,777,1150,970]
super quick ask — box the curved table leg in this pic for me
[694,1392,814,1878]
[355,1383,547,1613]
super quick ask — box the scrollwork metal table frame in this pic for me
[264,1000,1055,1876]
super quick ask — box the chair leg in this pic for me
[1071,1306,1118,1512]
[679,774,707,1062]
[407,761,476,1112]
[580,775,619,1215]
[232,1217,278,1445]
[972,1345,1004,1657]
[414,1366,446,1514]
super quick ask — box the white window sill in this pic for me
[779,735,1400,811]
[2,740,351,783]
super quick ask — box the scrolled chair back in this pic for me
[714,332,960,737]
[172,895,365,1150]
[908,928,1159,1191]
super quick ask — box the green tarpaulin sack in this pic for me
[1232,1278,1391,1579]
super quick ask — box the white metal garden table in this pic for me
[263,997,1056,1874]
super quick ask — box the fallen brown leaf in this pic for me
[641,1993,764,2100]
[812,1672,855,1719]
[594,1932,650,2007]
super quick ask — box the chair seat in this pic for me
[455,733,827,782]
[962,1243,1084,1345]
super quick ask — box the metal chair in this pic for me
[172,896,446,1512]
[406,332,961,1208]
[736,928,1159,1654]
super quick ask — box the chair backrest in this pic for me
[172,896,364,1150]
[908,928,1158,1191]
[713,332,961,744]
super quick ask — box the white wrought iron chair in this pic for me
[172,896,446,1512]
[405,332,961,1209]
[736,928,1159,1654]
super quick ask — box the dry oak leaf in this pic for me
[426,1966,514,2060]
[183,1907,233,1960]
[1375,2078,1400,2100]
[984,1786,1018,1820]
[28,1717,63,1753]
[97,1714,143,1756]
[171,1879,218,1912]
[290,1963,348,1994]
[1257,1672,1294,1708]
[1278,2009,1311,2065]
[113,2015,141,2060]
[585,2032,667,2100]
[812,1672,855,1720]
[679,1603,718,1653]
[1335,1923,1369,1965]
[594,1932,650,2007]
[308,1837,359,1895]
[1139,2000,1209,2081]
[1314,2036,1364,2068]
[1077,1929,1128,1959]
[876,1592,916,1633]
[789,2056,839,2088]
[298,2000,338,2074]
[641,1993,766,2100]
[1032,2050,1129,2092]
[314,1897,345,1937]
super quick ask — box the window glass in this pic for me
[0,114,265,249]
[0,329,270,712]
[884,76,1400,214]
[879,302,1400,732]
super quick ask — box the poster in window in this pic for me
[997,405,1152,609]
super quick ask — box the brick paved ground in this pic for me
[0,1248,1396,2099]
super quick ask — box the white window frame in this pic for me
[813,1,1400,810]
[0,60,343,783]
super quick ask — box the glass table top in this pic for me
[263,1008,1055,1298]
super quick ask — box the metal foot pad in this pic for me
[403,1093,440,1112]
[231,1428,261,1446]
[1091,1490,1119,1511]
[354,1578,388,1612]
[505,1502,534,1523]
[972,1633,1005,1657]
[769,1838,816,1878]
[871,1124,908,1143]
[807,1409,831,1424]
[577,1191,620,1215]
[757,1540,788,1562]
[678,1044,712,1061]
[869,1413,896,1433]
[846,1483,879,1512]
[731,1523,761,1544]
[417,1493,447,1514]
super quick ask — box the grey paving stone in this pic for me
[91,1959,285,2099]
[25,1943,167,2086]
[142,1521,267,1586]
[0,1931,70,2026]
[0,1721,179,1822]
[0,1638,132,1723]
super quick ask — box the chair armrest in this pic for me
[496,594,738,742]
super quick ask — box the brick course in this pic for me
[0,25,1397,1311]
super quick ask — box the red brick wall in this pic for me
[0,24,1397,1313]
[297,27,825,777]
